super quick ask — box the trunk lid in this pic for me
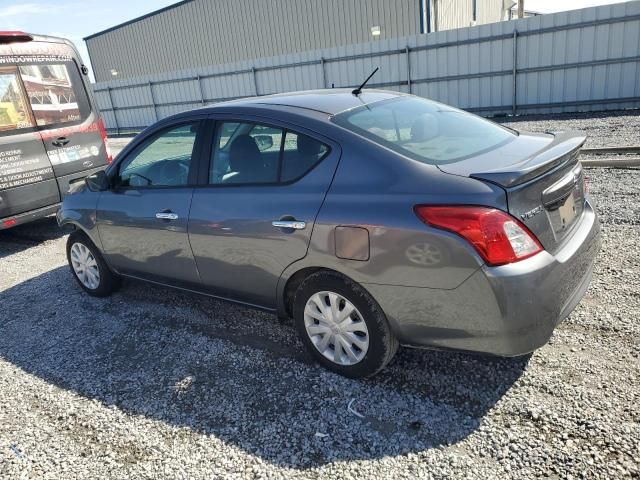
[438,131,587,253]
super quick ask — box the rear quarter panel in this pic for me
[280,133,508,291]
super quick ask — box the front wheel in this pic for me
[293,271,398,378]
[66,230,120,297]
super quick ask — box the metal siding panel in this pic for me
[90,1,640,129]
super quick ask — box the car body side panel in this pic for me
[188,115,342,308]
[276,136,508,316]
[365,200,600,354]
[56,184,103,250]
[96,187,200,284]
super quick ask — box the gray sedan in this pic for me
[58,90,600,378]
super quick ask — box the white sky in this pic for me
[523,0,631,13]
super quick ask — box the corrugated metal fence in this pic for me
[92,1,640,133]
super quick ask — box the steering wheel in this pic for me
[146,159,189,185]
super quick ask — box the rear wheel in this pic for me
[293,271,398,378]
[66,230,120,297]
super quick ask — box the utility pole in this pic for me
[518,0,525,18]
[433,0,439,32]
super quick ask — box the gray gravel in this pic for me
[0,112,639,479]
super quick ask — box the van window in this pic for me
[18,63,90,128]
[0,69,34,134]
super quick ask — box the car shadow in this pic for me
[0,265,530,469]
[0,216,65,259]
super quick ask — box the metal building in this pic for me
[85,0,505,82]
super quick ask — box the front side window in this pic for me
[209,121,329,185]
[332,97,516,165]
[0,68,35,134]
[18,63,90,127]
[118,123,197,188]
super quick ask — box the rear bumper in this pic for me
[364,200,601,356]
[0,203,61,230]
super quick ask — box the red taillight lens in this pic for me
[414,205,543,266]
[97,118,113,164]
[2,219,17,228]
[0,31,33,43]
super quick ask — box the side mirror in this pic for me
[85,170,110,192]
[253,134,274,151]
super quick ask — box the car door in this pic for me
[0,66,59,223]
[96,120,204,285]
[188,117,341,308]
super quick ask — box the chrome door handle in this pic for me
[156,212,179,220]
[272,220,306,230]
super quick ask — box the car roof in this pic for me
[209,89,404,116]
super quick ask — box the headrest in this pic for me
[410,114,439,142]
[229,134,261,171]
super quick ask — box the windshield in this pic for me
[332,96,516,165]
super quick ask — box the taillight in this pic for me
[414,205,543,266]
[2,219,17,228]
[0,31,33,43]
[97,118,113,164]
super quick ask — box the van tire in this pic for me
[66,230,120,297]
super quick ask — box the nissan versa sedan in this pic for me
[57,89,600,378]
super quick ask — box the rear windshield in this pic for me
[18,62,90,127]
[332,96,516,165]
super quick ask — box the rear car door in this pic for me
[18,60,110,197]
[188,117,341,308]
[97,120,204,285]
[0,65,58,226]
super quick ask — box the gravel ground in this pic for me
[0,112,639,479]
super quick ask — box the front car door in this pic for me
[188,117,341,308]
[96,120,204,285]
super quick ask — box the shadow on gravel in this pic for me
[0,266,530,468]
[0,217,65,260]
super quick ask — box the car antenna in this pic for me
[352,67,379,96]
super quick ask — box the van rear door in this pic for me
[0,64,59,223]
[18,58,110,196]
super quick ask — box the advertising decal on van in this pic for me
[0,33,111,227]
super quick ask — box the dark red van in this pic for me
[0,32,111,229]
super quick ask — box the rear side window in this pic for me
[332,96,515,165]
[209,121,329,185]
[281,132,329,182]
[0,68,34,134]
[18,63,90,128]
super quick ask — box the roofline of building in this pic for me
[83,0,195,41]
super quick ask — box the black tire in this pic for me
[293,270,399,378]
[66,230,120,297]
